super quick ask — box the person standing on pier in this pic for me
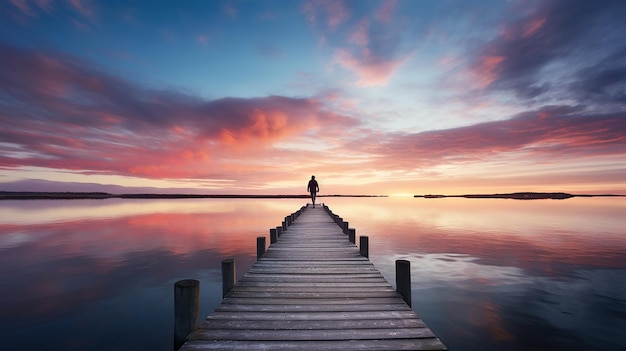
[307,175,319,208]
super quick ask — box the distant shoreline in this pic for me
[0,192,387,200]
[0,191,623,201]
[414,192,625,200]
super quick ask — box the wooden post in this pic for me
[174,279,200,351]
[276,226,283,236]
[359,236,369,258]
[396,260,412,307]
[282,221,287,231]
[257,236,266,259]
[270,228,277,244]
[342,221,349,234]
[222,258,236,298]
[348,228,356,244]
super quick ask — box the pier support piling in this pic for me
[174,279,200,351]
[270,228,278,244]
[348,228,356,244]
[257,236,266,259]
[359,236,369,258]
[221,258,236,298]
[395,260,412,307]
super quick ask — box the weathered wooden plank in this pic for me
[214,303,412,313]
[266,246,355,250]
[181,339,448,351]
[247,267,380,273]
[229,281,393,288]
[204,310,423,321]
[239,273,386,281]
[261,251,363,256]
[228,290,401,298]
[221,297,409,306]
[254,260,373,266]
[230,285,397,294]
[189,327,436,341]
[257,257,367,262]
[200,318,427,330]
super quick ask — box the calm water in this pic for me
[0,197,624,350]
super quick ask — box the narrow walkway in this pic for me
[181,204,447,350]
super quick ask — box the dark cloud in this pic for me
[570,49,626,106]
[472,0,626,103]
[368,105,626,168]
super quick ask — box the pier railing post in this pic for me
[257,236,266,259]
[222,258,236,298]
[270,228,278,243]
[342,221,349,234]
[348,228,356,244]
[174,279,200,351]
[276,226,283,236]
[359,236,369,258]
[395,260,412,307]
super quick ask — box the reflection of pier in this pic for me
[176,204,447,350]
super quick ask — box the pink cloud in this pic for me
[375,0,397,23]
[522,17,547,38]
[0,44,358,180]
[467,55,507,89]
[349,19,369,46]
[306,1,412,87]
[334,48,408,86]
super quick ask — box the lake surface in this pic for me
[0,197,624,350]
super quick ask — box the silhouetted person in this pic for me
[307,175,319,208]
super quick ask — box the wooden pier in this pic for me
[178,204,447,350]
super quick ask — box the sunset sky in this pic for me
[1,0,625,195]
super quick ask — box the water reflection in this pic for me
[324,197,626,350]
[0,199,304,350]
[0,197,624,350]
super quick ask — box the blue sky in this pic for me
[1,0,625,194]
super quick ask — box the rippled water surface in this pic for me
[1,197,624,350]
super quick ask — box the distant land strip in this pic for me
[414,192,625,200]
[1,191,623,201]
[0,192,386,200]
